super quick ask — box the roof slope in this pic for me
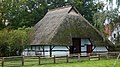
[31,6,113,46]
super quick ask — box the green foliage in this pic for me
[93,11,112,32]
[93,12,106,32]
[106,0,120,8]
[103,0,120,23]
[48,0,104,25]
[0,0,119,30]
[0,0,105,30]
[0,30,9,56]
[0,0,47,29]
[0,27,32,56]
[48,0,67,9]
[72,0,104,25]
[93,9,119,32]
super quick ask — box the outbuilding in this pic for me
[26,6,113,57]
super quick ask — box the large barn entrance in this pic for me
[70,38,92,55]
[70,38,81,54]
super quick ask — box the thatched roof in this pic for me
[31,6,113,46]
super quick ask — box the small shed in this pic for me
[30,6,113,57]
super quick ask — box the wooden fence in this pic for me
[0,52,120,67]
[0,54,81,67]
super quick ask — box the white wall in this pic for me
[93,46,108,52]
[22,46,108,56]
[22,46,69,56]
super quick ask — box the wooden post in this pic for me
[39,46,40,50]
[43,46,45,56]
[106,53,109,59]
[2,57,4,67]
[35,46,37,56]
[88,53,90,60]
[66,55,69,63]
[53,55,56,63]
[22,56,24,66]
[50,45,52,57]
[27,48,29,56]
[30,45,32,51]
[78,54,80,62]
[38,56,40,65]
[98,54,100,60]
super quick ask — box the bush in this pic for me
[0,27,32,56]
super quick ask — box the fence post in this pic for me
[88,53,90,60]
[98,54,100,60]
[66,55,69,63]
[38,56,40,65]
[53,55,56,63]
[2,57,4,67]
[22,56,24,66]
[78,54,80,62]
[106,53,109,59]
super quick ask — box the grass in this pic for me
[24,59,120,67]
[0,57,120,67]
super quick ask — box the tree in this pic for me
[106,0,120,9]
[93,8,119,32]
[0,29,9,56]
[72,0,104,25]
[93,12,106,32]
[47,0,72,9]
[102,0,120,24]
[0,0,47,29]
[47,0,104,25]
[92,0,120,32]
[8,27,32,56]
[0,0,105,29]
[0,27,32,56]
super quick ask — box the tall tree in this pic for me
[93,12,106,32]
[106,0,120,8]
[0,27,32,56]
[47,0,104,25]
[72,0,104,25]
[0,0,47,29]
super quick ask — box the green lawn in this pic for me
[24,59,120,67]
[0,57,120,67]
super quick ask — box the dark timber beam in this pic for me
[39,46,40,50]
[35,46,37,55]
[65,46,70,49]
[27,48,29,56]
[41,46,45,56]
[49,45,55,57]
[50,45,52,57]
[43,46,45,56]
[31,46,32,51]
[92,46,96,52]
[105,46,109,51]
[88,39,95,52]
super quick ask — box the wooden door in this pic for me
[69,46,74,54]
[87,45,93,53]
[70,38,81,54]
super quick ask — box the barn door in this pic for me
[70,38,81,54]
[87,45,93,53]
